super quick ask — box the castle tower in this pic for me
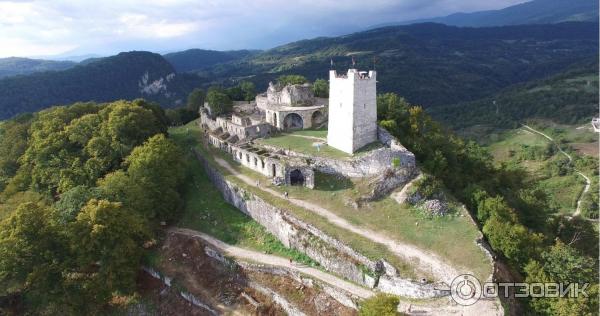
[327,69,377,154]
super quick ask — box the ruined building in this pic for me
[199,68,414,189]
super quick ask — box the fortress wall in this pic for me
[258,143,416,178]
[194,150,446,299]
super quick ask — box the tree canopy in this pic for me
[277,74,308,86]
[0,99,186,313]
[206,86,233,117]
[379,92,598,315]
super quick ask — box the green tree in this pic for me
[240,81,256,101]
[0,202,67,307]
[225,85,244,101]
[100,101,165,156]
[312,78,328,98]
[0,117,31,189]
[186,88,205,113]
[124,134,185,219]
[524,241,598,315]
[206,86,233,117]
[165,108,183,126]
[359,294,400,316]
[277,75,307,86]
[68,199,149,311]
[54,185,100,224]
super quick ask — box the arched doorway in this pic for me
[283,113,303,131]
[311,111,325,127]
[290,169,305,186]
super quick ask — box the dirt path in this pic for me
[170,227,374,299]
[522,125,591,217]
[214,157,467,285]
[287,134,326,141]
[170,227,502,316]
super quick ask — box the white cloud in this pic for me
[0,0,529,58]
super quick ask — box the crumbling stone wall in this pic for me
[195,151,447,299]
[259,143,416,178]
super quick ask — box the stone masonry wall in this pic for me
[258,143,416,178]
[195,151,447,299]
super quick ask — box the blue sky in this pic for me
[0,0,527,58]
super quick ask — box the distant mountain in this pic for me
[0,51,204,119]
[375,0,598,28]
[200,22,598,108]
[163,49,260,73]
[0,23,597,120]
[429,60,599,132]
[0,57,76,79]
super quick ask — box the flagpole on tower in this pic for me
[351,56,356,68]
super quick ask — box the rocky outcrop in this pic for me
[358,167,418,202]
[195,151,448,299]
[421,199,449,216]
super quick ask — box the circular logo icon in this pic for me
[450,274,482,306]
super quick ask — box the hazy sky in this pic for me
[0,0,528,58]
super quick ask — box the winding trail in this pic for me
[170,226,502,315]
[521,125,591,217]
[170,227,374,299]
[214,157,466,285]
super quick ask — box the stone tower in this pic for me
[327,69,377,154]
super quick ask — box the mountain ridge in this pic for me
[372,0,598,28]
[0,51,204,119]
[0,57,76,79]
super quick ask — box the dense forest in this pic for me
[377,93,598,315]
[0,100,186,313]
[429,60,599,131]
[197,22,598,108]
[163,49,260,73]
[0,57,75,79]
[0,52,204,120]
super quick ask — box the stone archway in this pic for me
[289,169,305,186]
[311,111,325,127]
[283,113,303,131]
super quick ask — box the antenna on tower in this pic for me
[351,56,356,68]
[330,58,334,69]
[373,56,378,70]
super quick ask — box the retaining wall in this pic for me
[195,151,447,299]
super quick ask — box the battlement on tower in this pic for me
[329,69,376,81]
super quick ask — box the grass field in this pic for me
[257,132,349,159]
[487,128,549,162]
[175,121,492,281]
[538,174,586,214]
[267,172,491,281]
[484,125,590,215]
[256,129,383,159]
